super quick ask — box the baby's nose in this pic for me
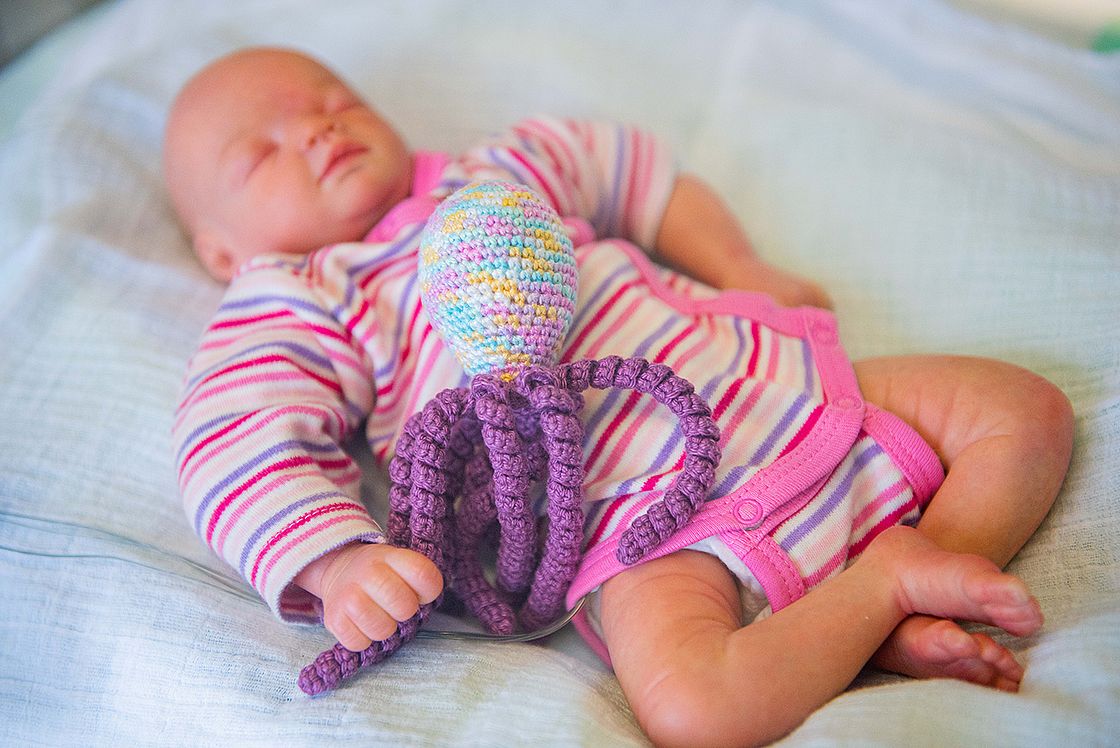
[293,114,337,149]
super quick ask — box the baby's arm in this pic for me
[654,175,831,308]
[173,267,442,632]
[461,117,828,307]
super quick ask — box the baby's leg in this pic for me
[600,528,1041,748]
[854,355,1074,686]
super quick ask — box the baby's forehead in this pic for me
[207,55,341,109]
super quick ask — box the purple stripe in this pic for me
[568,261,630,333]
[606,124,626,237]
[375,270,421,381]
[344,221,428,305]
[612,320,747,496]
[779,441,882,551]
[584,316,680,502]
[801,338,814,393]
[710,392,812,497]
[219,294,334,321]
[176,412,241,463]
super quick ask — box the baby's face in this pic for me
[165,48,411,280]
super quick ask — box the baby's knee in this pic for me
[995,363,1074,465]
[631,668,778,748]
[633,673,733,748]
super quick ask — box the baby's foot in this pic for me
[871,614,1026,691]
[872,526,1044,638]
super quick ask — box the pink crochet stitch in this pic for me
[299,181,722,695]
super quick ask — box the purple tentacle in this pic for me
[386,416,418,547]
[298,388,466,695]
[559,356,722,566]
[515,367,586,631]
[472,375,537,596]
[405,388,465,574]
[449,417,517,635]
[298,604,430,696]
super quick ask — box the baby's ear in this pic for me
[193,231,237,282]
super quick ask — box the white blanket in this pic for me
[1,0,1118,744]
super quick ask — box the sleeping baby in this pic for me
[165,47,1073,746]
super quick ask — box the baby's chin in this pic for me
[329,173,408,241]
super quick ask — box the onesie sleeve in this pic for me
[458,116,678,249]
[172,261,381,624]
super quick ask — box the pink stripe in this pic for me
[197,324,354,359]
[719,380,768,450]
[802,545,847,587]
[849,497,919,558]
[851,478,908,530]
[746,321,761,377]
[581,297,645,360]
[257,512,374,593]
[711,376,747,423]
[179,412,254,477]
[625,128,651,239]
[765,326,781,381]
[518,120,578,209]
[586,489,652,548]
[182,353,338,407]
[210,309,292,331]
[774,404,824,461]
[398,343,445,436]
[216,468,319,554]
[358,248,416,292]
[561,280,639,359]
[372,298,429,414]
[182,370,341,419]
[205,455,314,544]
[507,148,562,211]
[375,321,434,417]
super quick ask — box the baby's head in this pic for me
[164,47,411,281]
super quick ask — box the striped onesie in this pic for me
[172,117,945,654]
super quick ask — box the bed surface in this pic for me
[1,0,1118,744]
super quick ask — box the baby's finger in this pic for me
[382,549,444,604]
[325,610,374,653]
[345,589,403,642]
[359,567,425,623]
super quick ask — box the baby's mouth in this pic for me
[319,143,369,184]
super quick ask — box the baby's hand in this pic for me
[298,542,444,652]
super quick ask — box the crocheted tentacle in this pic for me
[298,603,430,696]
[299,389,469,696]
[471,374,538,597]
[515,366,586,631]
[447,416,518,635]
[559,356,722,566]
[404,387,467,575]
[386,415,418,547]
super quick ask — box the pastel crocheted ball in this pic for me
[418,180,578,378]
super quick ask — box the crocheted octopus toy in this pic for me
[299,180,722,695]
